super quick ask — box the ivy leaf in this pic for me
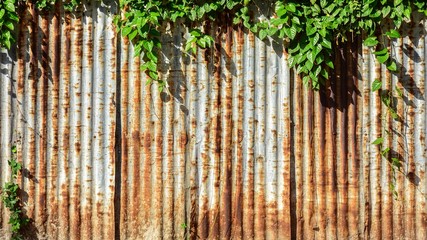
[142,40,154,52]
[185,41,194,52]
[288,43,300,54]
[134,42,143,56]
[122,26,133,37]
[315,52,324,64]
[284,26,297,40]
[321,38,332,49]
[394,0,403,7]
[197,38,207,48]
[312,44,322,59]
[3,38,10,50]
[319,28,327,37]
[325,59,334,69]
[305,60,313,71]
[382,6,391,17]
[226,0,237,10]
[305,25,317,36]
[259,29,268,40]
[373,48,388,56]
[149,71,159,80]
[314,64,321,77]
[190,29,202,37]
[404,7,411,20]
[309,70,318,86]
[296,53,307,64]
[285,3,296,13]
[4,2,14,12]
[372,137,384,145]
[371,79,382,92]
[146,51,158,63]
[363,37,379,47]
[4,21,14,31]
[271,17,287,27]
[312,33,319,45]
[288,55,297,68]
[128,30,138,41]
[8,12,18,22]
[203,35,214,47]
[291,16,300,25]
[276,6,287,17]
[386,29,401,39]
[387,61,398,71]
[307,51,314,64]
[320,0,327,8]
[320,68,329,79]
[377,52,390,63]
[141,60,157,72]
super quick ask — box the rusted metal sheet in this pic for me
[117,18,427,240]
[357,14,427,240]
[0,1,426,239]
[0,0,117,239]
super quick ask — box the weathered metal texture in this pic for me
[0,0,117,239]
[357,14,427,240]
[0,1,427,239]
[117,18,427,240]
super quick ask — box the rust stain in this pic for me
[230,25,244,240]
[219,22,233,240]
[118,34,130,239]
[347,38,360,240]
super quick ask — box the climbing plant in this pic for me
[111,0,427,90]
[1,146,29,240]
[0,0,425,90]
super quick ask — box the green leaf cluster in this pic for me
[247,0,425,89]
[2,0,426,92]
[1,146,29,240]
[116,0,249,91]
[0,0,18,49]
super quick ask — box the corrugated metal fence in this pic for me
[0,1,426,239]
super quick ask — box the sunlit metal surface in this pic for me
[0,1,426,239]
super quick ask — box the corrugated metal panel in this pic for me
[357,14,427,239]
[117,18,427,240]
[0,0,117,239]
[0,2,426,239]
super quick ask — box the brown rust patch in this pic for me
[219,22,233,240]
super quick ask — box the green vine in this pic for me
[1,146,29,240]
[371,82,405,199]
[0,1,425,89]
